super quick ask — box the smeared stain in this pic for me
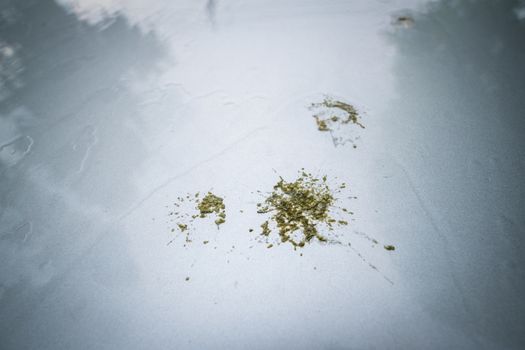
[309,96,365,147]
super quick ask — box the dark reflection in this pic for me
[0,0,165,348]
[206,0,217,27]
[386,0,525,347]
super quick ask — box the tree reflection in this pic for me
[386,0,525,347]
[0,0,166,347]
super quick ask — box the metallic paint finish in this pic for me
[1,0,524,348]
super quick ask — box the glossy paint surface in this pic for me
[1,0,524,348]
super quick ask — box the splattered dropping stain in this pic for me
[309,97,365,147]
[254,170,354,249]
[164,175,396,284]
[167,191,226,245]
[197,192,226,226]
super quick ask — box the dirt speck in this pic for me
[393,15,415,28]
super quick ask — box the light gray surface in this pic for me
[1,0,524,349]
